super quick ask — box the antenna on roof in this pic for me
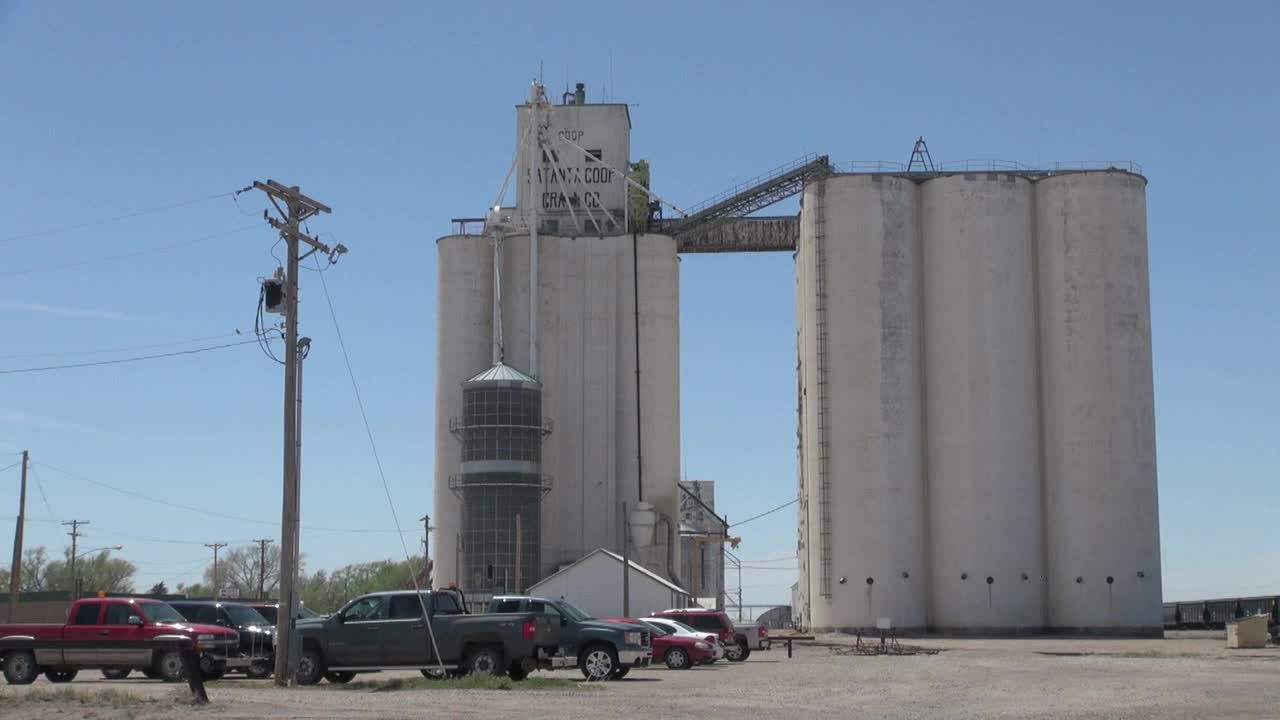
[908,136,935,172]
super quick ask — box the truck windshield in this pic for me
[224,605,272,627]
[141,602,187,624]
[555,601,592,622]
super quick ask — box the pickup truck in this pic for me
[734,619,771,652]
[489,595,652,680]
[0,597,240,684]
[168,600,274,678]
[294,589,559,684]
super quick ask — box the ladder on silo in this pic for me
[812,178,833,600]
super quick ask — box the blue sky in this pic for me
[1,1,1276,606]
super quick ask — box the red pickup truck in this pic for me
[0,597,239,685]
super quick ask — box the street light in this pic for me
[72,545,123,597]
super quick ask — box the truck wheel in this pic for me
[664,648,690,670]
[507,663,530,681]
[464,645,504,676]
[579,643,618,681]
[44,669,78,683]
[3,651,39,685]
[737,639,752,661]
[324,671,355,684]
[725,639,748,662]
[610,666,630,679]
[295,648,324,686]
[154,650,187,683]
[101,668,131,680]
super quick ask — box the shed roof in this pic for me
[529,548,688,596]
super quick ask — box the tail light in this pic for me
[759,626,767,638]
[522,619,536,641]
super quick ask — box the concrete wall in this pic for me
[433,232,681,589]
[798,175,928,632]
[922,174,1045,632]
[1037,172,1161,634]
[528,550,682,619]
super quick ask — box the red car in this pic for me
[0,597,239,684]
[605,618,714,670]
[651,608,748,661]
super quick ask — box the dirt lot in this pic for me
[2,634,1279,719]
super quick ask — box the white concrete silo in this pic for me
[798,174,927,632]
[1036,170,1161,634]
[432,233,493,588]
[921,173,1045,632]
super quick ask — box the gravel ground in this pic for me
[2,635,1279,719]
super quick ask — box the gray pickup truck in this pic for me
[488,595,652,680]
[294,589,559,684]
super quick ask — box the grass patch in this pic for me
[0,687,190,709]
[331,675,586,692]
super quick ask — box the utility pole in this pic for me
[419,515,432,589]
[62,519,88,597]
[252,179,342,688]
[8,450,29,621]
[205,543,227,597]
[253,539,273,600]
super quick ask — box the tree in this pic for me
[200,544,292,599]
[298,556,430,613]
[45,548,136,594]
[0,547,51,593]
[148,581,169,596]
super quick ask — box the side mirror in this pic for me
[335,614,345,624]
[127,615,144,627]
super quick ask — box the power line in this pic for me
[0,462,19,474]
[1,225,260,277]
[729,497,799,529]
[34,461,415,535]
[0,339,259,375]
[0,332,246,361]
[0,189,246,244]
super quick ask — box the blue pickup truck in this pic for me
[488,595,651,680]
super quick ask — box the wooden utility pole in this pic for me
[253,539,273,600]
[7,450,29,621]
[419,515,432,589]
[252,179,342,688]
[204,543,227,597]
[62,519,88,597]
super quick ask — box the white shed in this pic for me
[528,548,691,619]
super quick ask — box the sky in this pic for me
[0,1,1277,607]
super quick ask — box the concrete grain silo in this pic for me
[432,234,493,588]
[797,174,928,632]
[921,174,1044,632]
[1035,171,1161,635]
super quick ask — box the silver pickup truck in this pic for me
[294,589,559,684]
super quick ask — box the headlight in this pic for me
[623,631,641,646]
[695,641,709,650]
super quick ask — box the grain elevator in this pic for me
[435,82,1161,635]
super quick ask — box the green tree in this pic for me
[45,548,136,594]
[147,581,169,596]
[298,556,429,614]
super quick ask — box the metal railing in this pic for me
[679,153,826,218]
[448,416,554,436]
[833,159,1144,175]
[447,473,553,494]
